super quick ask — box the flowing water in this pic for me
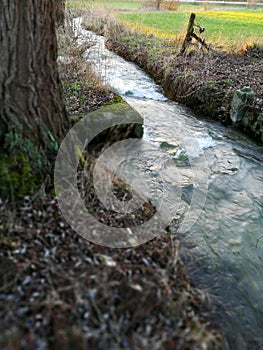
[73,19,263,349]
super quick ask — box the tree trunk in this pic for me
[0,0,69,155]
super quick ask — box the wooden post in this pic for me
[180,13,196,55]
[179,13,209,55]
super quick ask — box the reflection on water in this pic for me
[75,18,263,349]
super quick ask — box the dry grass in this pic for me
[57,10,106,89]
[57,9,116,114]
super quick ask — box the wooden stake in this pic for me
[180,13,196,55]
[179,13,209,55]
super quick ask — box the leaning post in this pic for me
[180,13,196,55]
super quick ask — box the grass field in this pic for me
[66,0,263,49]
[67,0,263,11]
[67,0,142,10]
[117,11,263,48]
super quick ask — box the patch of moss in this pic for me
[101,100,130,113]
[69,114,83,126]
[112,95,123,103]
[101,95,124,107]
[0,131,46,199]
[0,152,41,199]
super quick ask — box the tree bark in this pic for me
[0,0,69,154]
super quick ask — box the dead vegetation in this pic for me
[57,10,117,115]
[0,192,223,349]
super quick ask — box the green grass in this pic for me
[118,12,188,38]
[66,0,263,48]
[67,0,142,10]
[117,10,263,48]
[95,0,141,8]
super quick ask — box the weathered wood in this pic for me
[180,13,196,55]
[191,33,210,50]
[179,13,209,55]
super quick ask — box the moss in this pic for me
[0,131,46,199]
[102,95,125,107]
[101,100,130,113]
[0,152,42,199]
[69,101,144,155]
[69,96,126,126]
[112,94,123,103]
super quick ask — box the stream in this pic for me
[73,18,263,349]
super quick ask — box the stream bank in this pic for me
[83,15,263,143]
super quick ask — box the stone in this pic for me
[230,86,255,123]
